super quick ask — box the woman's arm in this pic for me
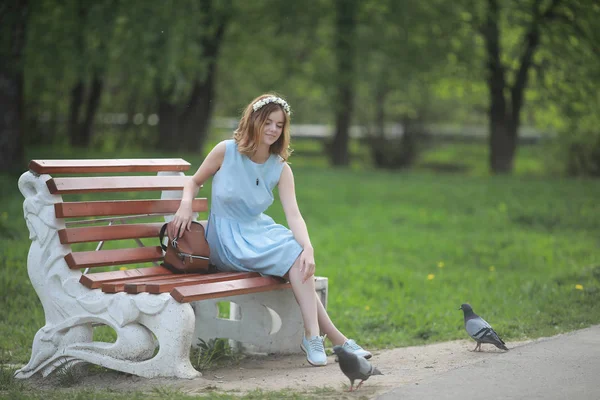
[170,141,226,237]
[278,163,315,283]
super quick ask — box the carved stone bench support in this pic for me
[193,277,328,354]
[16,171,199,379]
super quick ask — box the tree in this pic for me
[531,1,600,176]
[144,0,232,152]
[178,0,232,151]
[0,0,29,173]
[353,0,469,168]
[67,0,118,147]
[474,0,589,173]
[329,0,359,166]
[214,0,332,122]
[21,0,120,147]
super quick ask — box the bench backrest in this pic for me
[28,158,207,288]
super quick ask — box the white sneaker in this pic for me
[301,335,327,366]
[341,339,372,359]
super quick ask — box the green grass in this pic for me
[292,168,599,346]
[1,139,599,396]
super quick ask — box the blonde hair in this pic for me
[233,94,293,161]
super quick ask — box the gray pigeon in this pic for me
[459,303,509,351]
[332,345,382,391]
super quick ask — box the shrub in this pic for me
[368,122,427,169]
[563,130,600,177]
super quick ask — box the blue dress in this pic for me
[205,139,303,277]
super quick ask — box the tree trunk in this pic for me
[157,99,179,151]
[46,99,60,145]
[0,0,28,174]
[483,0,514,174]
[178,82,203,151]
[484,0,553,174]
[331,86,353,166]
[68,1,112,148]
[68,81,84,146]
[178,4,229,152]
[370,85,387,167]
[194,85,214,153]
[0,68,25,174]
[79,74,104,147]
[68,0,88,147]
[179,74,216,152]
[330,0,358,166]
[489,122,517,173]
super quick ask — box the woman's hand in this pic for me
[170,201,193,238]
[300,246,316,284]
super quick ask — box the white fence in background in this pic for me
[39,112,550,143]
[211,118,549,143]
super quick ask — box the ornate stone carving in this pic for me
[15,172,199,379]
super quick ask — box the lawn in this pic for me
[1,139,599,397]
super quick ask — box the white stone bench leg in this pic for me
[192,276,329,354]
[315,276,329,309]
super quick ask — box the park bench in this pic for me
[15,158,328,379]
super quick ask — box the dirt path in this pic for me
[192,339,530,397]
[24,338,534,398]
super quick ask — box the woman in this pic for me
[171,94,370,366]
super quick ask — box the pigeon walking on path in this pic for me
[332,345,383,391]
[459,303,509,352]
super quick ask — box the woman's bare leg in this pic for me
[316,293,372,359]
[286,256,349,345]
[315,293,347,345]
[287,257,319,337]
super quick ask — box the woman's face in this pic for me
[261,109,285,147]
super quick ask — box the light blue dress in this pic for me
[205,139,303,277]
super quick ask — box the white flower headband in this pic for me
[252,96,291,115]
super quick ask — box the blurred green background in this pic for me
[2,0,600,175]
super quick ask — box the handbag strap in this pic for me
[159,223,171,251]
[176,252,210,261]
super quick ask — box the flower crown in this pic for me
[252,96,291,115]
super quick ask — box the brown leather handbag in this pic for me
[159,221,212,273]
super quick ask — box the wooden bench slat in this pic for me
[101,273,206,293]
[79,266,172,289]
[65,246,164,269]
[58,223,163,244]
[55,198,207,219]
[127,272,260,294]
[29,159,191,174]
[171,276,291,303]
[47,176,190,194]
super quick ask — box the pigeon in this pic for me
[332,345,383,391]
[459,303,509,351]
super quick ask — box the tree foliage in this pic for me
[455,0,600,173]
[0,0,598,174]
